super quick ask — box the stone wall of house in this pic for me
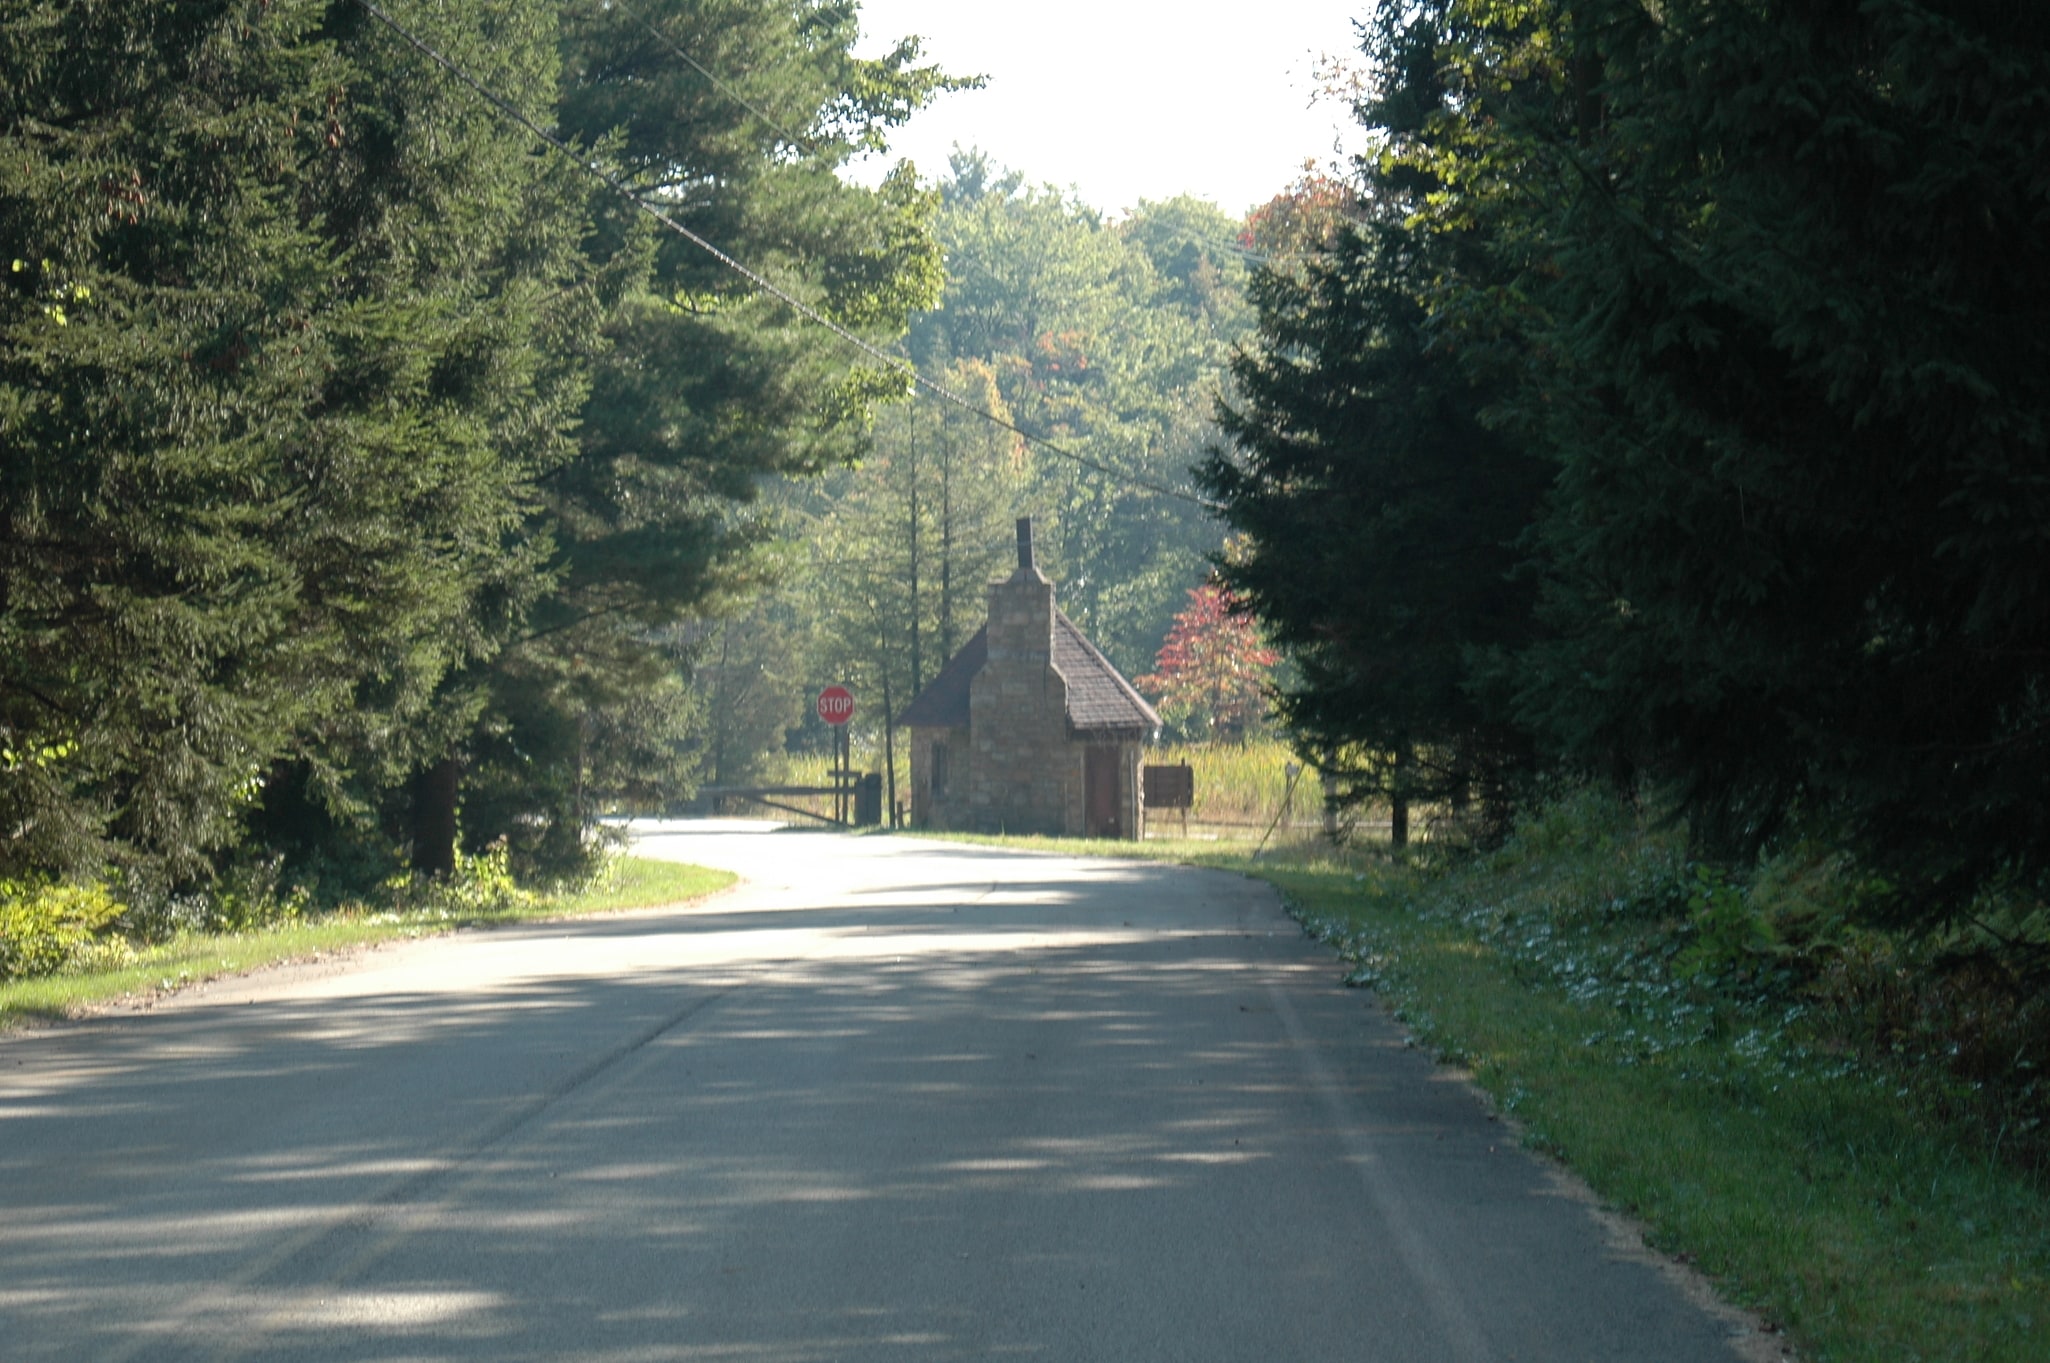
[908,726,970,829]
[965,565,1081,836]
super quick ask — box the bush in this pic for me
[115,855,309,945]
[0,878,126,980]
[381,840,530,918]
[1810,905,2050,1166]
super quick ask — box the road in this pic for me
[0,823,1770,1362]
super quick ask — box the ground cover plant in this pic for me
[0,854,732,1031]
[911,793,2050,1363]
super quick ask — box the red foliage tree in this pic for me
[1241,167,1357,266]
[1137,581,1278,741]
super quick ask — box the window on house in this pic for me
[931,742,949,799]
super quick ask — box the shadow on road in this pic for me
[0,836,1749,1363]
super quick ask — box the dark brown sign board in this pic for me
[1143,763,1194,810]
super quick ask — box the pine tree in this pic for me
[248,0,607,881]
[1204,198,1549,828]
[1220,0,2050,915]
[1,0,608,889]
[1405,0,2050,909]
[428,1,970,874]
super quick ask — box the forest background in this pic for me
[7,0,2050,985]
[0,0,1293,953]
[7,0,2049,1008]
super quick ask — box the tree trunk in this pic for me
[938,429,955,659]
[1389,742,1412,849]
[908,402,922,695]
[881,669,898,828]
[1320,748,1341,841]
[411,754,461,878]
[710,621,732,787]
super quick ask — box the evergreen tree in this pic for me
[434,1,965,875]
[1218,0,2050,912]
[1205,205,1548,830]
[2,0,343,883]
[1,0,595,889]
[245,0,609,882]
[1398,0,2050,910]
[1,0,961,888]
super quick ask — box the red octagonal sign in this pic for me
[816,685,855,726]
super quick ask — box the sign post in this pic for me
[816,686,855,822]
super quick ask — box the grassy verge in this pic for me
[0,856,732,1032]
[895,824,2048,1363]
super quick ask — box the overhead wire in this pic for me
[349,0,1222,512]
[599,0,815,154]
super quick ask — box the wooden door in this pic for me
[1084,746,1120,838]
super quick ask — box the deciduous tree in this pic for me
[1136,579,1276,743]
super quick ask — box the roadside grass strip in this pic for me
[1280,860,2046,1363]
[900,827,2048,1363]
[0,857,733,1031]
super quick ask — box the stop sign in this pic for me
[816,685,855,726]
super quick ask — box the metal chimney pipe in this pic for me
[1016,516,1035,572]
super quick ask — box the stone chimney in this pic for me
[968,515,1070,834]
[987,516,1053,665]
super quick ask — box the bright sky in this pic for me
[846,1,1368,219]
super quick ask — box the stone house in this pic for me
[898,519,1160,839]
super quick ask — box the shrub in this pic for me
[1810,904,2050,1167]
[1447,785,2050,1168]
[0,878,126,980]
[115,855,308,945]
[381,840,530,918]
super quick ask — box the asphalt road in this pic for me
[0,823,1771,1362]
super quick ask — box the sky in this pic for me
[844,0,1368,219]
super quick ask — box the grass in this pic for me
[0,856,733,1032]
[894,818,2049,1363]
[1287,861,2046,1363]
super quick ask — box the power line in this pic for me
[598,0,815,154]
[349,0,1221,512]
[604,7,1276,291]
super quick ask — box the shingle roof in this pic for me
[895,626,986,729]
[1053,612,1161,735]
[895,613,1161,736]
